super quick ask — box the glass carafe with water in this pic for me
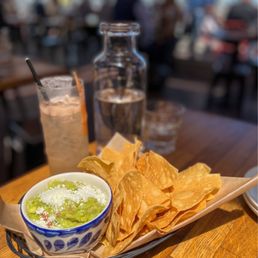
[93,22,146,150]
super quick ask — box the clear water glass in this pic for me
[144,100,185,155]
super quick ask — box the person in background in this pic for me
[33,0,47,19]
[0,3,7,28]
[0,0,23,52]
[113,0,156,56]
[226,0,257,93]
[155,0,182,62]
[98,0,114,22]
[46,0,62,17]
[75,0,91,19]
[113,0,139,21]
[224,0,257,64]
[200,4,221,36]
[226,0,257,26]
[186,0,216,58]
[199,4,222,55]
[147,0,182,91]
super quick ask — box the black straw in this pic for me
[25,57,49,100]
[25,58,43,87]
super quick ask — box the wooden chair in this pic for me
[206,19,252,115]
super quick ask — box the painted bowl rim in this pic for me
[20,172,113,234]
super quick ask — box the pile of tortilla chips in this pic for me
[78,140,221,256]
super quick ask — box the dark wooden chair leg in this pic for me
[236,76,246,117]
[206,74,220,109]
[222,74,233,108]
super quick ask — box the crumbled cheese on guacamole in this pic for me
[26,180,107,229]
[40,184,106,209]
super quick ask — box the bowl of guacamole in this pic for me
[20,172,112,254]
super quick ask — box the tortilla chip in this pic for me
[136,151,178,191]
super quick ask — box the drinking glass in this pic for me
[144,100,185,155]
[37,76,89,174]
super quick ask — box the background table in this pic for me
[0,56,67,92]
[0,110,257,257]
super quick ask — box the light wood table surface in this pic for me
[0,110,257,257]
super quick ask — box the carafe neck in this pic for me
[103,35,136,53]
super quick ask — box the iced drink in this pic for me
[38,76,88,174]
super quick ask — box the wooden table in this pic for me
[0,56,66,92]
[0,110,257,257]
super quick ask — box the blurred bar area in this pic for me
[0,0,257,184]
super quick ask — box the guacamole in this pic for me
[26,180,107,229]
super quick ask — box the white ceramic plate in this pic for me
[243,194,258,216]
[243,166,258,216]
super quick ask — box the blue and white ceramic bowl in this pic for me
[20,172,112,255]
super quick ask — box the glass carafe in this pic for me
[93,22,146,150]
